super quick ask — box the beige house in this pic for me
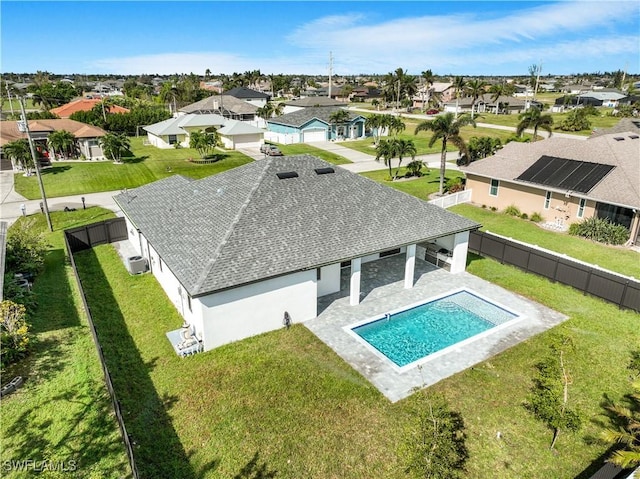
[462,130,640,245]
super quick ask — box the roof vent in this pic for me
[629,135,639,139]
[613,136,625,141]
[276,171,298,180]
[314,167,335,175]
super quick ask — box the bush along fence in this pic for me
[469,230,640,313]
[63,219,138,479]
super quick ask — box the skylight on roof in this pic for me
[613,137,625,141]
[629,135,639,139]
[276,171,298,180]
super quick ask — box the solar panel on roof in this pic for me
[516,156,614,194]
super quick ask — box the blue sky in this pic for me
[2,1,638,76]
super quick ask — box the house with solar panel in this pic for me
[114,155,479,352]
[462,129,640,245]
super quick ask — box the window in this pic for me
[577,198,586,218]
[489,179,499,196]
[168,134,177,145]
[544,191,552,209]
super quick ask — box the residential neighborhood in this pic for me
[1,1,639,479]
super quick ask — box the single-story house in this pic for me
[265,106,368,144]
[223,86,270,107]
[51,98,130,118]
[553,91,627,111]
[462,129,640,244]
[0,119,107,164]
[179,95,258,122]
[114,155,480,351]
[443,94,542,115]
[143,113,263,150]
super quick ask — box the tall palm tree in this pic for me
[414,112,476,195]
[387,115,406,137]
[99,132,130,163]
[328,109,351,140]
[516,107,554,141]
[392,138,417,179]
[47,129,76,160]
[452,76,466,117]
[420,69,434,111]
[3,139,33,174]
[365,114,384,145]
[465,79,488,118]
[375,139,398,179]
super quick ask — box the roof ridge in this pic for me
[191,158,273,294]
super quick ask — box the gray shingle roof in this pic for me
[266,106,362,128]
[462,132,640,209]
[284,97,344,107]
[115,155,479,297]
[224,87,270,100]
[180,95,258,115]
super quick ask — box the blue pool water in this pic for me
[352,290,518,367]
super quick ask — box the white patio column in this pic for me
[349,257,362,306]
[404,244,416,288]
[450,231,470,274]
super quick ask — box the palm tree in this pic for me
[420,69,434,111]
[601,380,640,469]
[392,138,417,179]
[3,139,33,174]
[189,130,219,158]
[99,132,130,163]
[328,109,351,140]
[452,76,466,117]
[47,129,76,160]
[414,112,476,195]
[365,114,384,145]
[375,139,398,179]
[516,107,554,141]
[465,79,488,118]
[387,115,406,137]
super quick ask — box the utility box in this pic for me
[127,256,148,275]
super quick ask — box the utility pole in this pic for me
[533,62,542,102]
[6,83,15,116]
[18,96,53,231]
[328,51,333,99]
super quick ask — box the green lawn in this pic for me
[1,97,38,111]
[15,137,253,199]
[71,240,640,479]
[0,208,131,479]
[475,111,620,136]
[361,167,465,201]
[450,204,640,279]
[276,142,352,165]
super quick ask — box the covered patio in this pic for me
[308,254,568,402]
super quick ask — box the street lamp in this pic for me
[18,96,53,231]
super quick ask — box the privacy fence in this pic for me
[64,218,139,478]
[469,230,640,313]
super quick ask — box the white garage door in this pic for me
[302,128,326,143]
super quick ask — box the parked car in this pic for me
[426,109,440,115]
[265,146,283,156]
[259,143,271,153]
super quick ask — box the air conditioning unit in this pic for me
[127,256,148,275]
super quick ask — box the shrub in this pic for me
[481,204,487,209]
[503,205,521,217]
[568,216,629,245]
[0,300,30,369]
[530,212,543,223]
[490,206,498,212]
[520,213,529,220]
[445,177,464,193]
[406,160,425,178]
[5,218,49,276]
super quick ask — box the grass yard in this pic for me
[360,167,465,201]
[0,208,131,479]
[72,240,640,479]
[1,97,38,111]
[14,137,253,199]
[450,204,640,278]
[276,142,352,165]
[476,111,620,136]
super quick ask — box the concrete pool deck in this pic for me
[305,254,568,403]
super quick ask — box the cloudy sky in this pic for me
[2,1,638,76]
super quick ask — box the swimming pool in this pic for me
[349,289,520,369]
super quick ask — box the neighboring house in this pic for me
[51,98,130,118]
[143,113,263,150]
[412,82,454,109]
[442,94,540,115]
[223,87,270,107]
[114,155,479,351]
[179,95,258,122]
[281,97,344,114]
[265,106,367,144]
[462,130,640,244]
[0,119,107,164]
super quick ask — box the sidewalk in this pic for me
[0,170,122,227]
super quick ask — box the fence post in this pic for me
[584,268,593,296]
[620,280,630,310]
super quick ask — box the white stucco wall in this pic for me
[124,217,142,256]
[197,270,317,350]
[317,263,341,297]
